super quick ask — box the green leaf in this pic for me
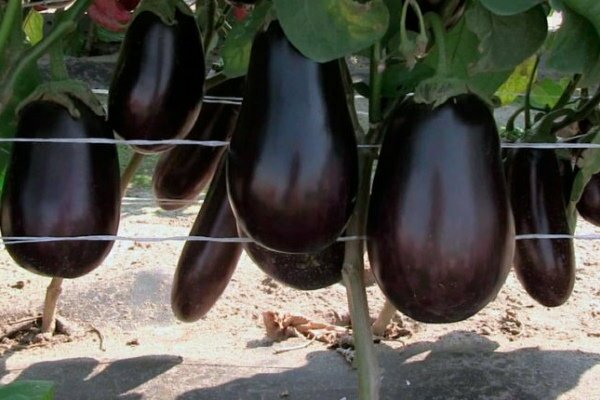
[465,3,547,72]
[494,57,536,105]
[382,62,434,98]
[561,0,600,39]
[23,9,44,45]
[0,380,55,400]
[274,0,389,62]
[530,78,569,109]
[479,0,546,15]
[423,17,513,101]
[546,6,600,87]
[221,1,271,78]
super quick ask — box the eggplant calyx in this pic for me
[16,80,105,119]
[133,0,194,26]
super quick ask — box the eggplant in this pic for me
[558,156,575,205]
[152,78,244,210]
[577,172,600,226]
[244,240,343,290]
[171,156,242,322]
[0,98,121,279]
[227,21,358,254]
[367,95,514,323]
[108,6,205,153]
[507,148,575,307]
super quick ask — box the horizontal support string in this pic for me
[1,234,599,245]
[0,138,597,150]
[1,235,368,245]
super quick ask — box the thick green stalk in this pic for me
[425,12,448,77]
[0,0,20,59]
[202,0,218,53]
[552,87,600,133]
[342,152,379,400]
[368,43,383,131]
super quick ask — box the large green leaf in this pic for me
[23,9,44,45]
[0,380,55,400]
[495,57,536,105]
[530,78,569,109]
[465,3,547,72]
[423,17,513,100]
[273,0,389,62]
[221,1,271,78]
[479,0,546,15]
[561,0,600,39]
[546,6,600,87]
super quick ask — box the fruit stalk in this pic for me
[41,278,63,333]
[121,152,145,197]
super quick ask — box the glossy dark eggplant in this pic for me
[577,172,600,226]
[108,7,205,153]
[507,149,575,307]
[171,156,242,322]
[367,95,514,323]
[0,98,121,279]
[227,21,358,254]
[152,78,244,210]
[244,239,343,290]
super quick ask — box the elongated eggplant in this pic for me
[227,21,358,254]
[108,5,205,153]
[367,95,514,323]
[152,78,244,210]
[244,240,343,290]
[507,148,575,307]
[558,156,575,205]
[171,156,241,322]
[577,172,600,226]
[0,98,120,279]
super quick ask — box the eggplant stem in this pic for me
[524,55,540,131]
[41,277,63,333]
[120,152,145,197]
[371,299,397,337]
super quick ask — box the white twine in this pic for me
[0,234,598,245]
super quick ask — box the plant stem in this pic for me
[506,105,525,132]
[524,55,540,131]
[368,43,383,131]
[202,0,217,53]
[425,12,448,77]
[371,299,397,337]
[120,152,145,197]
[342,152,379,400]
[0,0,20,59]
[552,87,600,133]
[552,74,581,111]
[41,277,63,333]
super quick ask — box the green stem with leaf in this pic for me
[524,55,540,130]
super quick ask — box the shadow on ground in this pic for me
[1,332,599,399]
[2,355,182,399]
[179,332,600,400]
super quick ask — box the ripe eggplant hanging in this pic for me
[367,95,514,323]
[108,2,205,153]
[227,21,358,254]
[507,148,575,307]
[171,156,242,322]
[243,240,343,290]
[1,97,121,279]
[577,172,600,227]
[152,77,244,210]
